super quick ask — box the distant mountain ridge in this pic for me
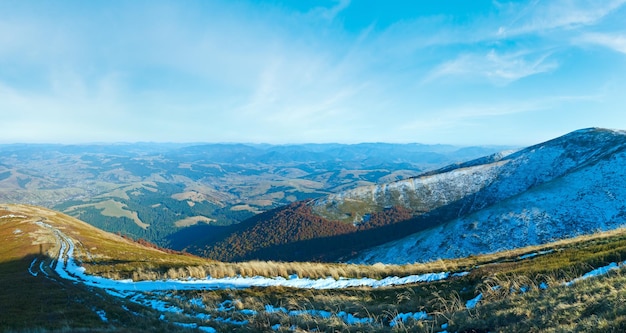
[187,128,626,263]
[0,141,505,247]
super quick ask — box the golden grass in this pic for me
[8,203,626,332]
[10,202,626,283]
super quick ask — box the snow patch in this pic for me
[565,262,624,286]
[519,250,554,260]
[28,258,38,276]
[465,293,483,309]
[351,130,626,265]
[1,214,27,219]
[189,297,204,308]
[337,311,373,325]
[39,261,49,277]
[173,322,196,328]
[390,311,429,327]
[95,309,108,322]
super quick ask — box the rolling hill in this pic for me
[0,142,505,247]
[5,204,626,332]
[186,128,626,263]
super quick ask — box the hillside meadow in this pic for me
[3,204,626,332]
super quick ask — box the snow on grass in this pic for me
[264,304,369,325]
[564,262,624,286]
[121,305,141,317]
[39,220,461,297]
[289,309,332,319]
[216,300,235,312]
[34,220,517,329]
[265,305,287,313]
[189,297,204,308]
[32,220,464,330]
[389,311,429,327]
[59,237,453,290]
[1,214,27,219]
[337,311,374,325]
[95,309,108,322]
[28,258,38,277]
[173,322,197,328]
[213,317,248,326]
[519,249,554,260]
[465,293,483,309]
[131,294,183,314]
[240,309,258,316]
[39,261,49,277]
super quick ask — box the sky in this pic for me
[1,0,626,146]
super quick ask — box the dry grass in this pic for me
[0,207,175,332]
[6,203,626,332]
[126,260,457,281]
[89,224,626,282]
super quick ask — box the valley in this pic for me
[186,128,626,264]
[5,0,626,331]
[0,142,504,248]
[4,128,626,332]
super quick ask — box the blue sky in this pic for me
[1,0,626,145]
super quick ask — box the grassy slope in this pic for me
[3,204,626,332]
[0,204,228,332]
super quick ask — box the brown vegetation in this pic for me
[189,202,416,262]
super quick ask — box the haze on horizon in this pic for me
[1,0,626,146]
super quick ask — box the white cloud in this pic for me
[425,49,558,85]
[1,1,625,144]
[307,0,351,21]
[577,33,626,54]
[497,0,626,36]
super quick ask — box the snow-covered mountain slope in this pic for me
[312,128,626,224]
[350,128,626,264]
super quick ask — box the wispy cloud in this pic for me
[1,1,625,144]
[577,32,626,54]
[497,0,626,36]
[400,97,549,131]
[425,49,558,85]
[307,0,351,21]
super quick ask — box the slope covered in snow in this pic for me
[351,128,626,264]
[190,128,626,263]
[314,128,624,223]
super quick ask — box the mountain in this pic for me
[0,142,507,247]
[187,128,626,263]
[354,128,626,264]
